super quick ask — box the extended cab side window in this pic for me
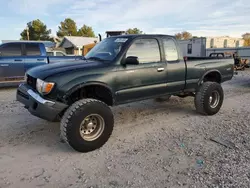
[26,43,41,56]
[0,43,22,56]
[126,38,160,63]
[163,38,178,62]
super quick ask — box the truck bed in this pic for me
[184,57,234,90]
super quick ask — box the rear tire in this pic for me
[60,98,114,152]
[194,82,224,115]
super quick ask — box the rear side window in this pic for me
[163,38,178,61]
[0,43,22,56]
[126,38,161,63]
[26,43,41,56]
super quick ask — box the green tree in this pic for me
[57,18,78,37]
[182,31,192,39]
[126,28,143,34]
[242,33,250,46]
[77,24,95,37]
[20,19,53,41]
[175,32,182,40]
[174,31,192,40]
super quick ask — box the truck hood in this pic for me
[26,60,105,80]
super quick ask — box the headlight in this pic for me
[36,78,55,95]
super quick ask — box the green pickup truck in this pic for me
[16,34,234,152]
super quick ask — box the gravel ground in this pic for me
[1,70,250,188]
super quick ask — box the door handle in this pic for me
[14,59,22,61]
[37,59,45,61]
[157,67,164,72]
[0,64,9,67]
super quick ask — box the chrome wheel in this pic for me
[209,91,220,108]
[79,114,105,141]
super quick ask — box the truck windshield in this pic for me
[85,37,128,61]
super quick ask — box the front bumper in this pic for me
[16,83,68,122]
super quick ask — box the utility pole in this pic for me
[26,26,29,40]
[27,21,32,40]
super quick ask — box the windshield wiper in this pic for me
[86,57,106,61]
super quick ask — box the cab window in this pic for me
[0,43,22,56]
[26,43,41,56]
[126,38,161,63]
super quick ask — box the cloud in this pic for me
[2,0,249,39]
[7,0,73,15]
[60,0,250,38]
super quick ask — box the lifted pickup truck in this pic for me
[0,41,82,86]
[16,34,234,153]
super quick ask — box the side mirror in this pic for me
[125,56,139,65]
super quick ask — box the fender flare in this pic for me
[62,81,115,104]
[198,69,222,85]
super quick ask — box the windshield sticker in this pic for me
[115,38,128,43]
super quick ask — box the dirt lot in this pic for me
[1,70,250,188]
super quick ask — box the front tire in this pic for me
[60,98,114,152]
[194,82,224,115]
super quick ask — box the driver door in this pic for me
[114,38,168,103]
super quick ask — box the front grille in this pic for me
[27,74,37,90]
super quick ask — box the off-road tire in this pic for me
[60,98,114,152]
[195,81,224,115]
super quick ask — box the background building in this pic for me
[58,36,98,55]
[206,36,244,48]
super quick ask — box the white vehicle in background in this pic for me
[46,50,68,56]
[178,37,250,61]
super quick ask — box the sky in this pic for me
[0,0,249,41]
